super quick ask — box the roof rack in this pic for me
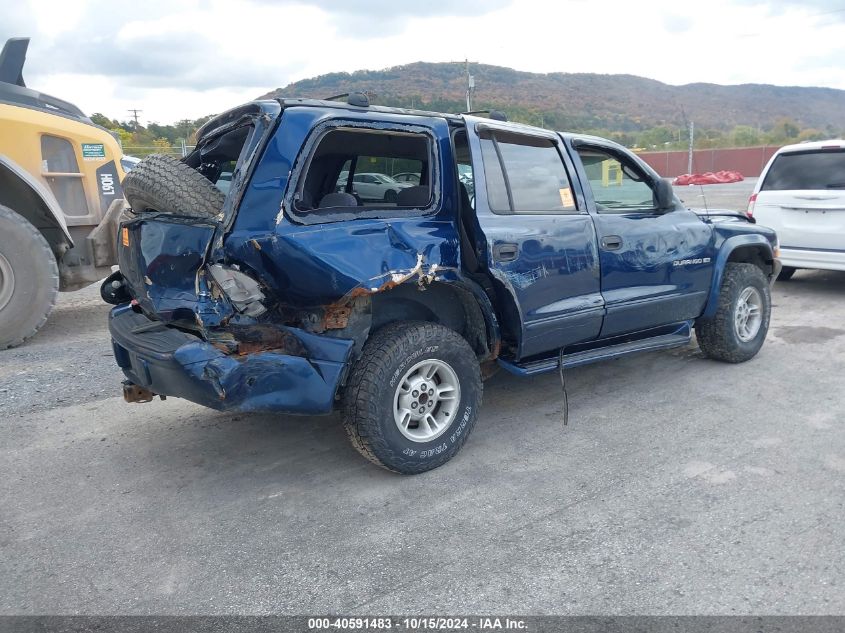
[462,109,508,121]
[324,92,370,107]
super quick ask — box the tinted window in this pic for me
[575,147,655,213]
[480,131,577,214]
[761,150,845,191]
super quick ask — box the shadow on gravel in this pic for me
[776,269,845,297]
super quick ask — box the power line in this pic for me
[127,108,142,128]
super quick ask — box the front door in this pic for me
[465,119,603,359]
[566,140,714,338]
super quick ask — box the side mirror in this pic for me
[654,178,675,211]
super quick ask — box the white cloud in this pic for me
[2,0,843,122]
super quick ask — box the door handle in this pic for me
[601,235,623,251]
[493,242,519,262]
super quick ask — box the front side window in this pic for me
[478,129,578,214]
[575,147,656,213]
[761,149,845,191]
[41,135,88,216]
[295,126,433,216]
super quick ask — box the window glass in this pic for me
[40,135,88,216]
[479,131,577,214]
[479,138,509,211]
[297,127,432,214]
[761,150,845,191]
[576,147,655,213]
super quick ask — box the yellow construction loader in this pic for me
[0,37,128,348]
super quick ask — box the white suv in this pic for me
[749,140,845,280]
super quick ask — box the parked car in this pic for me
[120,155,141,172]
[336,171,413,202]
[748,139,845,279]
[105,95,780,474]
[393,172,421,184]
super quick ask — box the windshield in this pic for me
[761,149,845,191]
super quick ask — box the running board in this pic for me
[498,322,692,377]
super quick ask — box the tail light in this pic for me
[746,193,757,218]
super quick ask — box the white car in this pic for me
[749,140,845,279]
[337,172,413,202]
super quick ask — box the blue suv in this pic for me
[104,95,781,474]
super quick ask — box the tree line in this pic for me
[91,100,841,159]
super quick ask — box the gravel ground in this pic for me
[1,266,843,615]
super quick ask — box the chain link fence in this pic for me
[119,141,196,159]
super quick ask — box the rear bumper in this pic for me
[109,305,354,414]
[780,247,845,272]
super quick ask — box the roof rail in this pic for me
[324,92,370,107]
[462,109,507,122]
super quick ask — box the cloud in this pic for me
[734,0,845,20]
[255,0,512,37]
[661,13,693,33]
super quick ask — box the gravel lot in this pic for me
[2,179,843,615]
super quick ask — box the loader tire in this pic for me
[0,205,59,349]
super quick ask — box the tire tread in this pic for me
[123,154,225,218]
[342,321,481,474]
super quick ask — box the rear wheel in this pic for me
[696,263,770,363]
[342,322,482,474]
[0,205,59,349]
[777,266,796,281]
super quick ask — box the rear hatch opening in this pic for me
[116,103,281,330]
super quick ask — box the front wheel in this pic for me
[696,263,771,363]
[342,322,482,474]
[0,205,59,349]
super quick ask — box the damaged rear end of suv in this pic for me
[105,98,494,474]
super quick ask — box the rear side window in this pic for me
[294,126,433,218]
[478,130,578,214]
[761,150,845,191]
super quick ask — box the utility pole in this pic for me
[687,120,695,175]
[450,59,478,112]
[127,108,142,129]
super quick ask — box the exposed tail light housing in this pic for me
[747,193,757,218]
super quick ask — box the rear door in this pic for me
[465,119,603,359]
[754,146,845,254]
[566,139,714,338]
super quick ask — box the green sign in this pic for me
[82,143,105,160]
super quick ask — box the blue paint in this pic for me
[109,305,352,414]
[109,98,779,416]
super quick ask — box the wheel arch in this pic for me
[0,155,73,255]
[369,279,501,361]
[702,236,774,319]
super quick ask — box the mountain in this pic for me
[259,62,845,134]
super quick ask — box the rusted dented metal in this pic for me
[320,253,452,330]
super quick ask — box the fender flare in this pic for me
[452,276,502,360]
[701,235,774,319]
[0,153,73,245]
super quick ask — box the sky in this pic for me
[2,0,845,125]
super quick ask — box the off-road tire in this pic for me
[342,321,482,474]
[777,266,796,281]
[123,154,225,218]
[696,263,770,363]
[0,205,59,349]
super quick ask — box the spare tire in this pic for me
[123,154,225,218]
